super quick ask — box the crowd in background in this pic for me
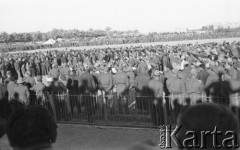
[1,30,240,52]
[0,40,240,125]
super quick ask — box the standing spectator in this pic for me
[30,76,47,105]
[0,77,8,119]
[24,71,36,88]
[184,69,205,105]
[98,67,114,113]
[78,67,96,122]
[14,77,30,105]
[113,65,129,114]
[148,70,164,126]
[196,64,210,86]
[135,64,151,111]
[48,64,60,79]
[7,76,18,102]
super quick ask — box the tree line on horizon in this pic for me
[0,25,240,44]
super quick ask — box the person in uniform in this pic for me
[196,64,210,86]
[148,70,164,126]
[7,76,18,102]
[24,71,36,88]
[4,71,12,85]
[113,65,129,114]
[48,64,60,80]
[30,76,47,105]
[78,67,96,122]
[60,63,71,80]
[67,69,80,114]
[184,68,205,106]
[166,68,184,121]
[98,67,114,113]
[13,78,30,111]
[134,64,151,111]
[126,66,136,111]
[0,77,8,119]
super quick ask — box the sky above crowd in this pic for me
[0,0,240,33]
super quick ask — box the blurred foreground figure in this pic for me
[7,106,58,150]
[127,103,239,150]
[176,103,239,149]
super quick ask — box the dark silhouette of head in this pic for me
[7,106,58,149]
[176,103,239,150]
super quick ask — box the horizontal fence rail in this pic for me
[18,92,240,128]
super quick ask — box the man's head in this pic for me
[7,106,57,149]
[36,76,42,82]
[176,103,239,149]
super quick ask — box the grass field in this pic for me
[0,124,160,150]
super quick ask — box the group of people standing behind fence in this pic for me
[1,41,240,125]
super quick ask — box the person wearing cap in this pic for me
[147,70,164,126]
[134,63,151,111]
[113,65,130,114]
[41,58,47,76]
[78,67,96,122]
[3,71,11,85]
[0,74,8,119]
[126,66,136,110]
[30,76,47,105]
[59,63,71,80]
[98,67,114,112]
[34,57,41,76]
[45,57,51,75]
[48,64,60,80]
[21,59,27,79]
[184,68,205,106]
[205,64,230,104]
[24,70,36,88]
[28,58,36,77]
[166,68,184,121]
[196,63,210,86]
[67,69,81,114]
[0,60,6,79]
[13,77,30,106]
[7,76,18,102]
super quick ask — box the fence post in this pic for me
[102,91,108,121]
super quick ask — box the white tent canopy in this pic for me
[44,39,56,45]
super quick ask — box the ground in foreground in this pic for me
[1,124,160,150]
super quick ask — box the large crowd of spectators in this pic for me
[0,40,240,126]
[1,30,240,52]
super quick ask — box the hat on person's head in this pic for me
[172,68,178,74]
[153,70,160,76]
[17,77,24,84]
[25,71,31,76]
[111,68,117,73]
[103,67,109,72]
[118,65,123,72]
[191,68,198,76]
[9,76,16,82]
[36,76,42,82]
[59,75,66,82]
[6,71,11,76]
[46,76,53,82]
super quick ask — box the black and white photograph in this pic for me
[0,0,240,149]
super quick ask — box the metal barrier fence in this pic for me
[30,93,240,128]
